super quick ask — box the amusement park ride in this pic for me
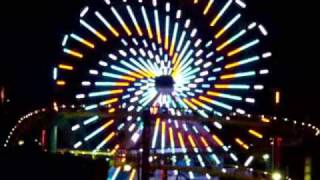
[2,0,319,179]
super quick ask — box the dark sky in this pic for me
[0,0,319,122]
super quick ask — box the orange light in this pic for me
[200,136,209,147]
[248,129,263,139]
[261,117,270,123]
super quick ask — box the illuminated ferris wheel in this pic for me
[53,0,272,178]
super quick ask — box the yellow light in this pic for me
[109,89,124,95]
[275,91,280,105]
[220,74,237,80]
[207,91,220,97]
[235,138,249,150]
[248,129,263,139]
[120,75,136,82]
[93,30,107,42]
[103,132,116,144]
[199,96,212,103]
[135,24,143,37]
[261,117,270,123]
[109,28,120,37]
[216,40,232,51]
[110,144,120,155]
[162,121,166,144]
[122,24,133,36]
[56,80,66,86]
[146,25,153,39]
[272,171,282,180]
[225,62,241,69]
[227,47,242,57]
[127,71,144,79]
[137,70,153,78]
[178,132,186,148]
[121,157,126,163]
[214,84,230,89]
[115,82,130,86]
[215,27,227,39]
[64,49,84,59]
[188,135,196,148]
[165,36,169,50]
[103,120,115,129]
[169,38,177,57]
[58,64,74,71]
[169,127,175,149]
[212,134,224,147]
[173,55,182,71]
[108,108,116,113]
[203,0,214,15]
[191,98,207,109]
[172,53,178,64]
[183,98,197,110]
[79,38,95,48]
[101,98,118,106]
[155,11,162,45]
[210,15,222,27]
[194,0,199,4]
[129,169,136,180]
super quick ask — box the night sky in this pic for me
[0,0,319,124]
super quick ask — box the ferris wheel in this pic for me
[53,0,272,178]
